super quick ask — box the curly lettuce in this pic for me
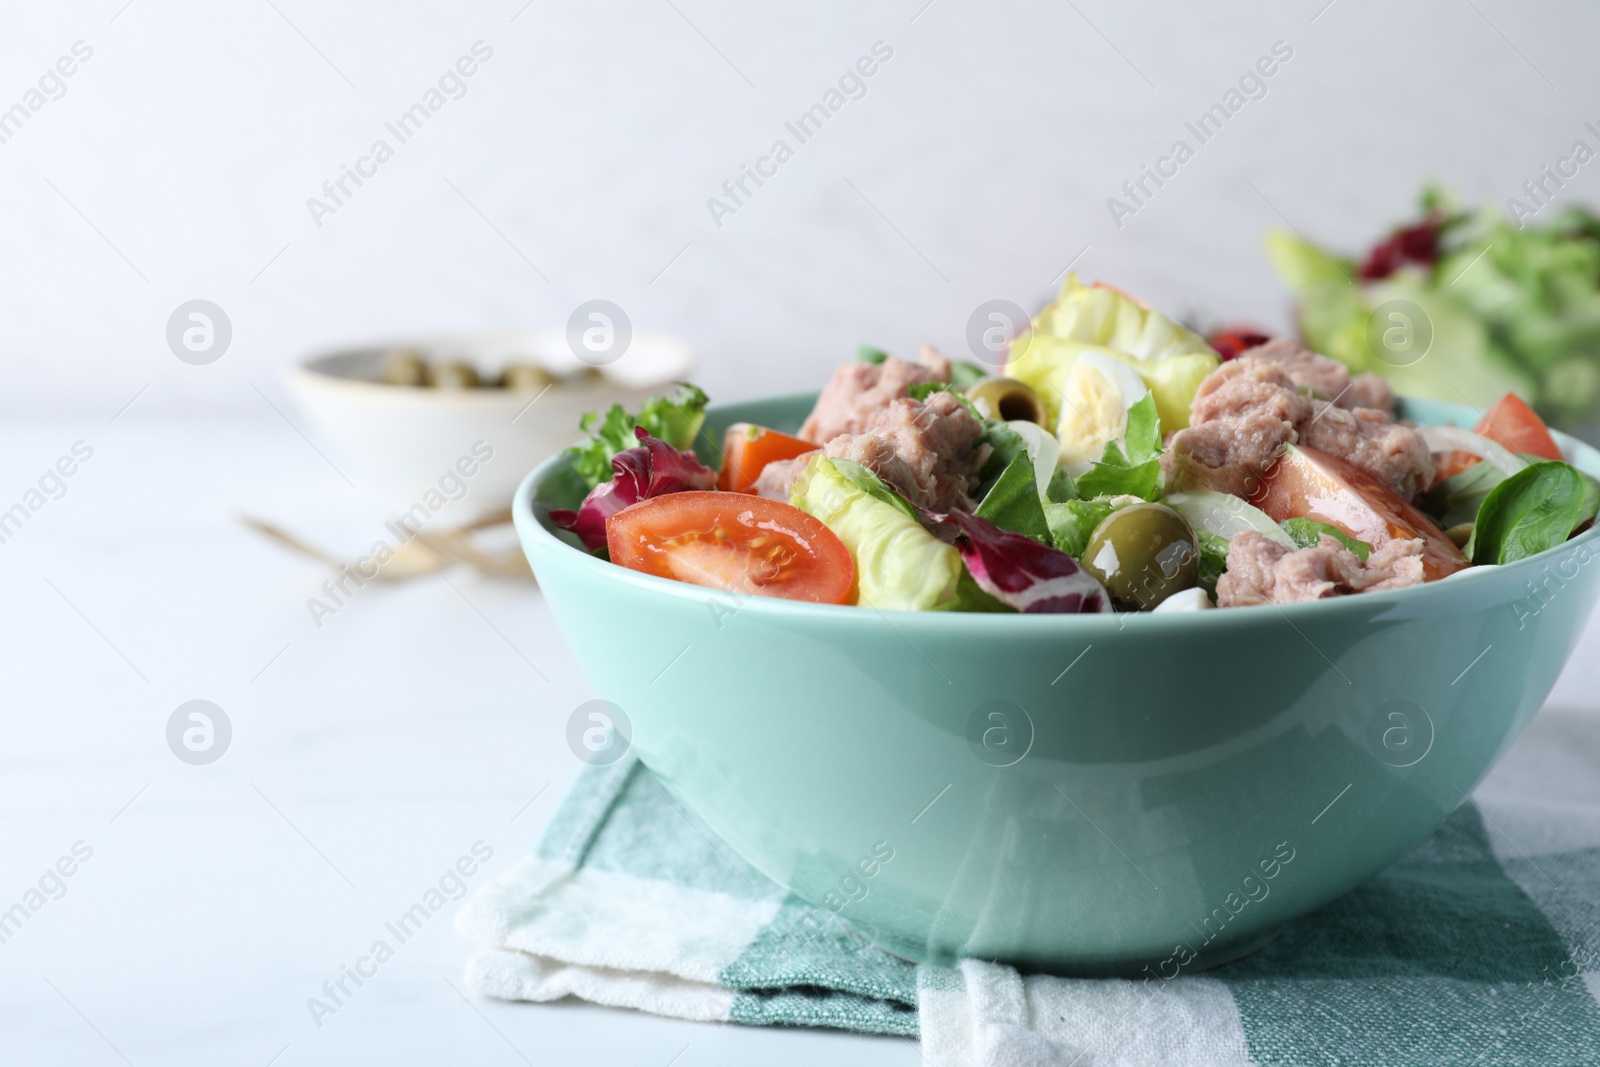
[565,383,710,491]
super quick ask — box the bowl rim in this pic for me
[513,392,1600,630]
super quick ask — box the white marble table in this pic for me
[0,417,921,1066]
[3,416,1596,1066]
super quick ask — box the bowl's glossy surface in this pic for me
[515,393,1600,975]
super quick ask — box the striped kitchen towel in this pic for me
[456,703,1600,1065]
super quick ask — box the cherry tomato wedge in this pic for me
[718,423,819,494]
[1251,445,1468,581]
[1207,326,1272,361]
[1434,392,1563,482]
[606,491,854,604]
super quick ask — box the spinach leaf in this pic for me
[1467,460,1597,565]
[1045,499,1115,559]
[1279,518,1373,560]
[1582,469,1600,524]
[949,361,989,391]
[975,451,1051,543]
[858,345,889,364]
[828,458,917,520]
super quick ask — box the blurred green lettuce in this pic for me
[1267,190,1600,431]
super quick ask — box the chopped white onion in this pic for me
[1420,426,1528,477]
[1165,490,1296,548]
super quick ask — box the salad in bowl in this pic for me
[545,275,1598,616]
[515,276,1600,974]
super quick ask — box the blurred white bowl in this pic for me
[285,328,694,518]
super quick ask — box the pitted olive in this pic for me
[966,377,1045,424]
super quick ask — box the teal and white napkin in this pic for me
[457,705,1600,1065]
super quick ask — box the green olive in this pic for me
[430,360,481,389]
[966,377,1045,424]
[498,363,555,391]
[1080,503,1199,611]
[380,350,429,387]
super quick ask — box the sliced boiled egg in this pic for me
[1054,352,1152,472]
[1151,587,1213,612]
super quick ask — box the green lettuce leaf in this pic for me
[975,451,1050,543]
[1121,391,1162,464]
[1045,467,1076,503]
[790,456,962,610]
[949,361,989,391]
[829,458,916,520]
[976,418,1028,494]
[1194,529,1230,597]
[1044,499,1115,559]
[1073,394,1163,501]
[565,383,710,491]
[951,570,1016,612]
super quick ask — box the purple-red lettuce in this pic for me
[924,508,1108,614]
[551,427,717,551]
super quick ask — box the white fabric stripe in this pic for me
[919,960,1254,1067]
[466,947,735,1022]
[1476,704,1600,858]
[1473,704,1600,1019]
[456,857,781,985]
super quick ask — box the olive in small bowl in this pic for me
[430,360,481,389]
[966,377,1045,425]
[381,350,430,387]
[499,363,555,391]
[1080,503,1199,610]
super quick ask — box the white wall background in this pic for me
[0,0,1595,418]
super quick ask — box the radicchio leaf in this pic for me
[551,427,717,551]
[924,507,1109,614]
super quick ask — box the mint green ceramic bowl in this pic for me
[515,394,1600,975]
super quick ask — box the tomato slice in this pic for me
[1434,393,1563,482]
[606,491,854,604]
[1251,445,1469,581]
[718,423,818,494]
